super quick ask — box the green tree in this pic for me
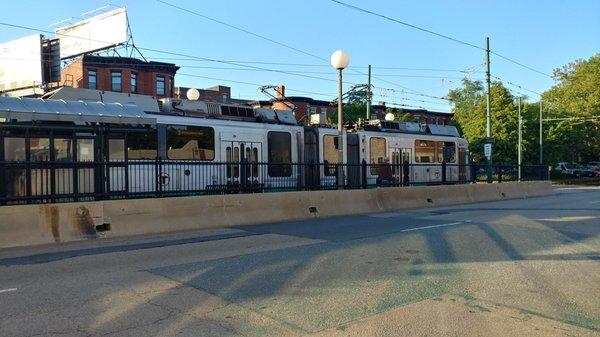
[540,54,600,164]
[448,79,519,164]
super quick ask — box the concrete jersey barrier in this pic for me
[0,181,553,249]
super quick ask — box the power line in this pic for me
[155,0,330,63]
[154,0,452,102]
[329,0,482,50]
[329,0,554,78]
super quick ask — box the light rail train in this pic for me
[0,96,469,199]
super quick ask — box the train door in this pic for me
[389,147,401,185]
[303,128,320,189]
[221,140,261,186]
[346,134,360,188]
[389,147,412,185]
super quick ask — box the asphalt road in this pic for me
[0,187,598,337]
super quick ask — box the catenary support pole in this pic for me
[366,64,372,120]
[518,97,522,181]
[539,100,543,164]
[485,37,493,183]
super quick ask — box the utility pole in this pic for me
[539,100,543,164]
[366,65,372,120]
[485,37,493,183]
[518,97,522,181]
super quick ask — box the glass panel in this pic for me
[369,137,386,175]
[414,140,435,163]
[31,168,50,196]
[323,135,338,176]
[127,130,157,159]
[4,169,26,197]
[109,139,125,161]
[77,139,94,161]
[233,147,239,178]
[252,147,259,178]
[54,138,72,162]
[226,146,232,179]
[78,168,95,194]
[3,137,26,161]
[166,125,214,160]
[30,138,50,161]
[267,131,292,177]
[55,168,73,194]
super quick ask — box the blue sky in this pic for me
[1,0,599,112]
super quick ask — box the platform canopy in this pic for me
[0,96,156,125]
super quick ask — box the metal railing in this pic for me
[0,159,549,205]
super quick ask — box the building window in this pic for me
[131,72,137,93]
[156,75,165,96]
[369,137,387,175]
[88,70,97,90]
[267,131,292,177]
[166,125,214,160]
[111,71,121,92]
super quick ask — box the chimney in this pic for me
[275,85,285,99]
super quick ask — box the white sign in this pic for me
[0,34,43,92]
[55,7,127,59]
[484,143,492,158]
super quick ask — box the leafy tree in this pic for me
[448,79,519,164]
[540,54,600,164]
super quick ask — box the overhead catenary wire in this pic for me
[154,0,453,103]
[329,0,554,79]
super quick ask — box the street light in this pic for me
[331,50,350,189]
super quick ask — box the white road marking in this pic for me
[400,222,463,232]
[590,200,600,204]
[0,288,17,294]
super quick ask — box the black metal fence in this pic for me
[0,159,549,205]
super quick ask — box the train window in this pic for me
[440,141,456,163]
[414,140,435,163]
[369,137,387,175]
[436,142,444,163]
[268,131,292,177]
[54,139,73,162]
[166,125,215,160]
[127,130,158,160]
[3,138,26,161]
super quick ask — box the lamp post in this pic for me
[331,50,350,189]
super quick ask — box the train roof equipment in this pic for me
[361,119,460,137]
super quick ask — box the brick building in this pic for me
[371,102,453,125]
[260,85,332,125]
[174,85,233,103]
[59,55,179,98]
